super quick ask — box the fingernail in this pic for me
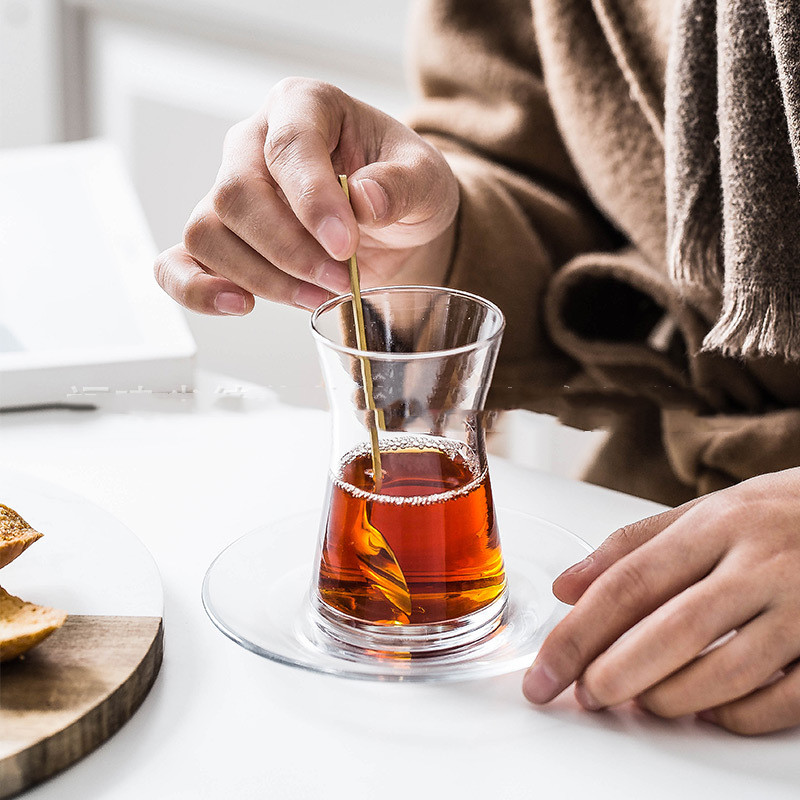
[522,661,561,704]
[317,216,351,260]
[558,555,593,580]
[315,260,352,294]
[356,178,388,221]
[214,292,246,315]
[574,681,602,711]
[294,283,330,311]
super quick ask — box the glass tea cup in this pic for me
[309,286,506,657]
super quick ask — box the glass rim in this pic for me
[309,285,505,361]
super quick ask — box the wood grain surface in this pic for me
[0,615,163,798]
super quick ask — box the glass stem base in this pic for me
[309,589,509,658]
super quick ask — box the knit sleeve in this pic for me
[406,0,617,406]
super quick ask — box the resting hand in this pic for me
[154,77,459,315]
[524,468,800,735]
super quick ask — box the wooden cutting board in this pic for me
[0,468,165,798]
[0,614,163,798]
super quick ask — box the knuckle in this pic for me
[614,518,651,548]
[606,559,652,612]
[153,247,182,297]
[710,497,751,532]
[306,78,339,100]
[222,118,251,151]
[182,211,215,257]
[153,248,192,308]
[264,123,307,172]
[591,520,650,566]
[153,246,213,313]
[269,75,308,100]
[212,173,248,221]
[291,178,327,217]
[270,76,338,103]
[153,251,170,290]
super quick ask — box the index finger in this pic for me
[523,507,723,705]
[553,495,706,605]
[262,79,359,260]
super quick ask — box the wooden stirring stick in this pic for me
[338,174,383,492]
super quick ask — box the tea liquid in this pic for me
[317,436,505,625]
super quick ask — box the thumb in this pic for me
[348,157,458,233]
[553,496,704,605]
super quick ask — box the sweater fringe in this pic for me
[702,282,800,361]
[667,154,723,290]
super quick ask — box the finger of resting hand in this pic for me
[702,661,800,735]
[184,205,333,307]
[153,244,254,315]
[525,518,723,704]
[554,496,705,605]
[578,567,768,710]
[638,607,800,720]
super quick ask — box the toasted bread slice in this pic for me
[0,586,67,662]
[0,503,44,569]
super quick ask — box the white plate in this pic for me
[0,467,162,616]
[203,507,591,682]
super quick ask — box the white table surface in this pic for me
[2,372,799,800]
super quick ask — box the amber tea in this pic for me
[317,434,506,626]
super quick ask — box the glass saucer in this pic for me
[202,507,592,682]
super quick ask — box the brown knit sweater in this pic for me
[407,0,800,505]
